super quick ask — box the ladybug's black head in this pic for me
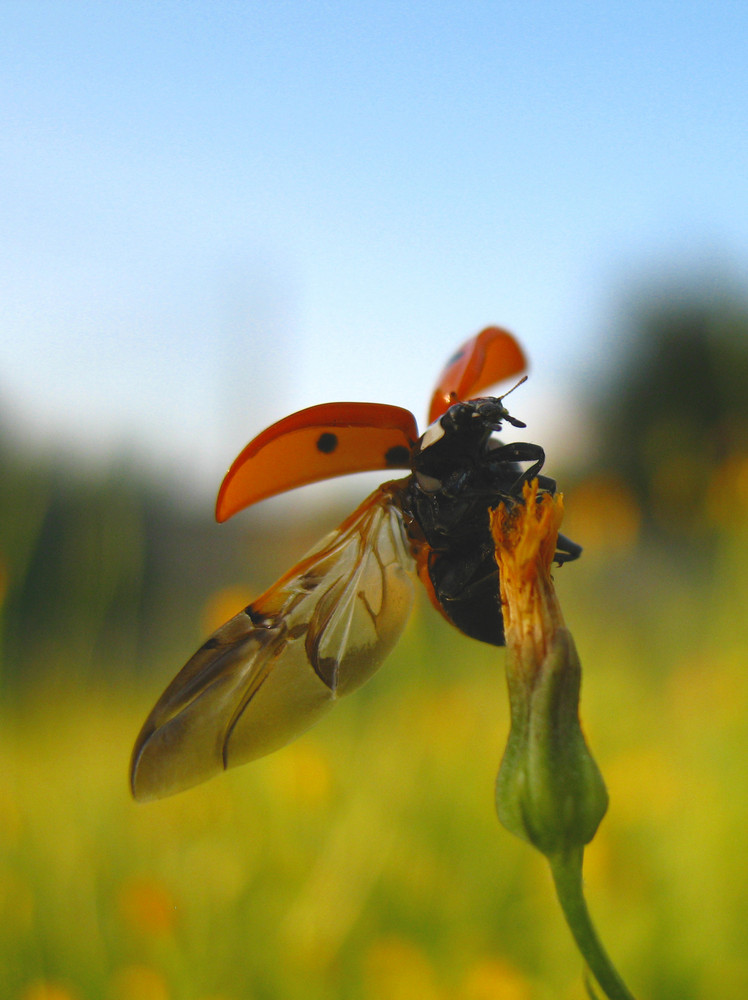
[411,397,526,492]
[442,397,526,435]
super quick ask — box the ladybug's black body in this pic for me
[403,398,580,645]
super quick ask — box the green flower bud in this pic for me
[496,627,608,855]
[491,484,607,858]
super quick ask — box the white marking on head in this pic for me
[420,419,446,449]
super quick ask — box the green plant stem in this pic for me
[548,848,636,1000]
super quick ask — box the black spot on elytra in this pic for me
[384,444,410,467]
[316,432,338,454]
[446,348,465,367]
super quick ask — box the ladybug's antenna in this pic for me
[499,374,528,401]
[497,375,529,429]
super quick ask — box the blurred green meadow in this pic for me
[3,297,748,1000]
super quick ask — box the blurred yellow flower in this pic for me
[705,452,748,526]
[267,741,333,809]
[666,653,748,729]
[563,475,640,553]
[362,935,444,1000]
[107,965,169,1000]
[604,748,683,824]
[117,876,177,937]
[458,957,532,1000]
[21,982,79,1000]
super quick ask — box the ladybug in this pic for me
[131,327,581,800]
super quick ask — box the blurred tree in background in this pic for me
[0,439,257,690]
[592,289,748,543]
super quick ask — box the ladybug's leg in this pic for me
[489,444,582,565]
[536,473,557,493]
[488,441,546,487]
[555,533,582,564]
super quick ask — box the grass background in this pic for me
[2,436,748,1000]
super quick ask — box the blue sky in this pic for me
[2,1,747,495]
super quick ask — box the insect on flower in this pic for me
[131,327,581,800]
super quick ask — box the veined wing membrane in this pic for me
[131,481,416,801]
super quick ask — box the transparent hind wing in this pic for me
[130,481,415,801]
